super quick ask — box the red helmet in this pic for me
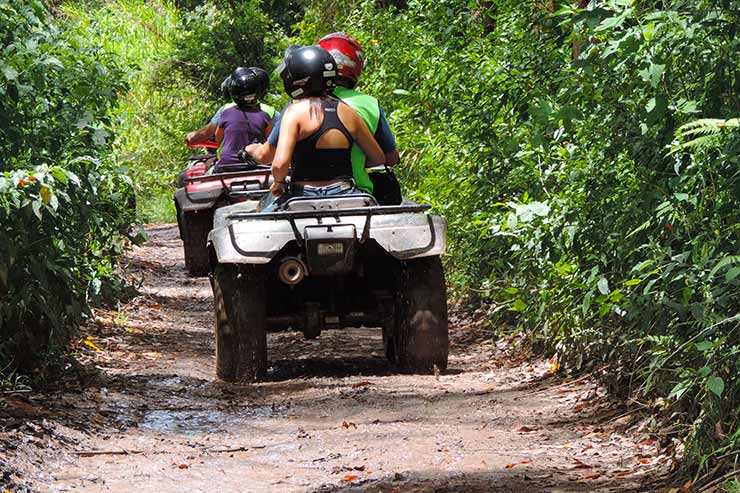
[317,32,365,87]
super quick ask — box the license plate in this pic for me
[317,242,344,256]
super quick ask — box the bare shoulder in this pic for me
[336,100,360,130]
[286,100,310,114]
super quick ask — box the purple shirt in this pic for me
[217,106,270,166]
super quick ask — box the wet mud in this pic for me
[1,225,673,492]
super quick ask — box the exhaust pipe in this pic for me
[278,257,307,285]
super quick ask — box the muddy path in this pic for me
[2,225,674,492]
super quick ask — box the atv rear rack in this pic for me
[227,204,430,220]
[184,168,271,204]
[227,197,432,245]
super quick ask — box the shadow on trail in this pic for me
[313,468,659,493]
[265,355,394,381]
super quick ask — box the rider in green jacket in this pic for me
[245,33,399,194]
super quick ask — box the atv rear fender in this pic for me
[208,196,447,265]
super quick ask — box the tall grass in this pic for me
[61,0,217,222]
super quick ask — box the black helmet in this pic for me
[230,67,260,109]
[220,75,232,100]
[250,66,269,99]
[277,45,336,99]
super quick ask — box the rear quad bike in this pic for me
[174,140,272,276]
[207,190,449,382]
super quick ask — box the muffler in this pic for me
[278,257,307,285]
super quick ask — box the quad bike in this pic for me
[207,186,449,382]
[174,140,272,276]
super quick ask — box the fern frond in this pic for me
[668,117,740,155]
[708,255,740,280]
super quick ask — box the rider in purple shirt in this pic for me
[214,67,273,172]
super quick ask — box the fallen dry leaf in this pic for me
[572,459,593,469]
[83,336,102,351]
[341,421,358,429]
[513,424,538,433]
[351,381,372,388]
[178,463,189,469]
[574,401,594,412]
[341,474,358,482]
[505,460,531,469]
[581,472,602,480]
[612,469,634,477]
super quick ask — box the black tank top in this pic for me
[291,98,354,182]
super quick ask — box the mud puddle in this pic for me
[1,225,673,493]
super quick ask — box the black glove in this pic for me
[238,148,257,165]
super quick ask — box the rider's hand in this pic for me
[244,143,260,156]
[270,181,286,197]
[185,131,196,144]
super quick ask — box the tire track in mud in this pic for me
[12,224,671,492]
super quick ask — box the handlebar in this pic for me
[186,139,220,149]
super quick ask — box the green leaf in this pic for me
[511,298,527,312]
[638,63,665,88]
[594,8,632,32]
[2,65,18,81]
[708,256,740,279]
[674,192,689,202]
[31,200,42,220]
[725,266,740,282]
[706,376,725,397]
[694,342,712,352]
[624,278,642,286]
[597,277,610,295]
[668,380,691,400]
[582,292,592,316]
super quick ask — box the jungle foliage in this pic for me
[295,0,739,481]
[2,0,737,482]
[0,0,138,371]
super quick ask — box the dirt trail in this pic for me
[3,225,673,492]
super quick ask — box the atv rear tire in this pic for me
[212,263,267,382]
[392,256,448,373]
[182,210,212,277]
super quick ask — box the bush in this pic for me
[0,0,137,371]
[296,0,740,479]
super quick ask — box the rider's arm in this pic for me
[185,122,217,144]
[374,108,400,166]
[351,113,385,166]
[214,124,225,143]
[246,142,276,164]
[270,108,299,195]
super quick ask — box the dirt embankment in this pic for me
[0,225,674,492]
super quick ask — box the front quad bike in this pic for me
[174,140,271,277]
[207,192,449,382]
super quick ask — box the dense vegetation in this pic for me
[1,0,737,486]
[297,0,739,485]
[0,0,137,373]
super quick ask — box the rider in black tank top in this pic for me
[291,98,354,182]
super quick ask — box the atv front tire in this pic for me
[212,263,267,382]
[181,210,212,277]
[392,256,449,373]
